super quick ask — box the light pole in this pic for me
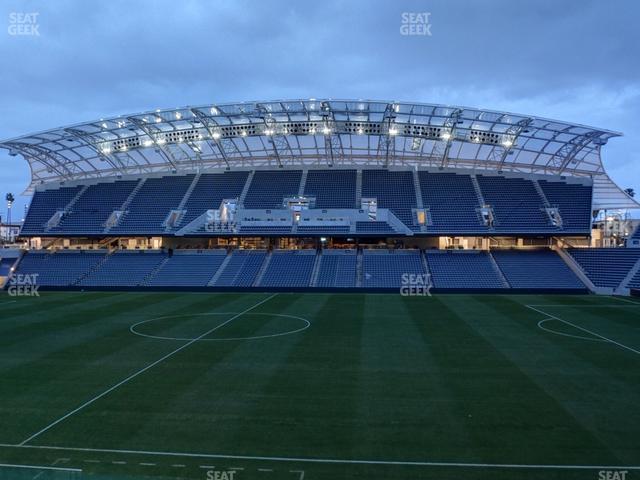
[6,193,14,241]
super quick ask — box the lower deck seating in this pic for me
[492,250,584,289]
[79,251,166,287]
[316,250,357,288]
[625,269,640,289]
[146,251,227,286]
[362,250,425,288]
[426,250,506,289]
[213,250,266,287]
[0,257,17,277]
[14,251,106,286]
[568,248,640,288]
[258,250,316,287]
[8,247,617,292]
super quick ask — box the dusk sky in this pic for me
[1,0,639,221]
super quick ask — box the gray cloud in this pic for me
[1,0,639,218]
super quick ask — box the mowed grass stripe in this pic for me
[220,294,364,459]
[452,295,637,464]
[420,295,618,465]
[38,293,311,450]
[0,292,246,443]
[123,293,329,453]
[0,293,638,480]
[353,295,471,463]
[1,293,276,445]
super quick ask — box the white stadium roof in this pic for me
[1,99,636,209]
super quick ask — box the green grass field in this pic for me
[0,291,639,480]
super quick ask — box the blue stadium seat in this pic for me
[179,171,249,227]
[492,249,584,289]
[146,250,227,286]
[568,248,640,288]
[21,186,83,235]
[213,250,267,287]
[79,251,166,287]
[297,225,350,234]
[111,175,195,234]
[315,250,357,287]
[419,172,485,233]
[51,180,139,233]
[303,169,357,208]
[362,170,417,228]
[538,180,592,233]
[425,250,506,289]
[14,250,106,286]
[258,250,316,287]
[477,175,553,232]
[362,250,425,288]
[243,170,302,209]
[355,221,396,234]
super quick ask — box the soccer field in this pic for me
[0,291,639,480]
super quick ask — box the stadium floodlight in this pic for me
[441,132,452,141]
[502,139,514,148]
[155,117,162,123]
[265,129,274,136]
[157,138,166,145]
[322,126,331,135]
[175,112,182,120]
[357,128,364,135]
[143,139,154,147]
[389,128,398,136]
[241,131,247,137]
[212,132,222,140]
[101,122,108,129]
[309,127,317,134]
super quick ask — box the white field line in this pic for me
[537,318,605,342]
[18,293,279,446]
[0,443,638,470]
[32,457,70,480]
[527,304,640,307]
[526,305,640,355]
[611,296,640,305]
[0,461,81,472]
[0,300,17,305]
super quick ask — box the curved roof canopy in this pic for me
[1,99,635,209]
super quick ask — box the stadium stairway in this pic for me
[253,250,273,286]
[618,257,640,295]
[567,248,640,293]
[488,252,511,288]
[554,247,600,293]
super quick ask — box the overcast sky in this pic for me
[1,0,639,221]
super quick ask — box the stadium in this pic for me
[0,98,639,480]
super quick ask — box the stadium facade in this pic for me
[2,99,640,294]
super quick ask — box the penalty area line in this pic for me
[0,444,638,471]
[525,304,640,355]
[18,293,279,446]
[0,461,81,473]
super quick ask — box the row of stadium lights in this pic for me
[98,107,514,155]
